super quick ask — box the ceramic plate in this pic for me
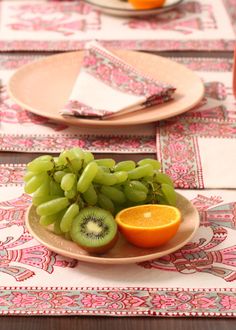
[25,193,200,264]
[84,0,184,17]
[8,50,204,127]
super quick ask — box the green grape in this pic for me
[32,195,59,207]
[39,212,60,226]
[83,151,94,165]
[157,195,169,205]
[64,184,77,199]
[100,166,110,173]
[70,158,83,172]
[137,158,161,170]
[58,150,74,163]
[114,171,128,184]
[127,164,153,180]
[36,155,53,162]
[93,167,117,186]
[24,172,48,194]
[82,184,97,205]
[124,184,147,202]
[60,203,80,233]
[154,172,174,187]
[77,161,98,193]
[95,158,115,168]
[97,193,115,214]
[23,171,34,182]
[53,157,60,164]
[53,170,66,183]
[70,147,85,160]
[114,160,136,172]
[101,186,126,205]
[50,180,64,196]
[61,173,76,191]
[161,183,176,206]
[54,217,63,235]
[36,197,69,216]
[129,180,148,194]
[33,179,50,197]
[142,175,154,182]
[27,159,54,173]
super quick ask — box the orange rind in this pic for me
[128,0,166,10]
[115,204,181,248]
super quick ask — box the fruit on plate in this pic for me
[70,207,118,254]
[128,0,166,9]
[115,204,181,248]
[24,148,177,252]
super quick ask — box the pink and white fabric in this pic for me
[0,165,235,317]
[61,42,175,119]
[0,0,235,52]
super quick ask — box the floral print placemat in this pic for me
[0,164,235,316]
[0,0,235,51]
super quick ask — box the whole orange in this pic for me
[128,0,166,9]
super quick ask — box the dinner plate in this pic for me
[84,0,184,17]
[8,50,204,127]
[25,193,200,264]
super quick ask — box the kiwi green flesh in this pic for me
[70,207,118,254]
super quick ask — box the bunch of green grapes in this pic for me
[24,148,176,235]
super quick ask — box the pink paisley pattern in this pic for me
[0,192,77,282]
[0,165,236,315]
[7,2,101,36]
[0,0,234,50]
[156,108,236,188]
[82,44,175,98]
[139,196,236,282]
[0,287,235,316]
[127,1,210,35]
[0,54,233,72]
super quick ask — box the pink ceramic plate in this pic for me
[25,193,200,264]
[8,50,204,127]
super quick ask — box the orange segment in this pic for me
[128,0,166,10]
[115,204,181,248]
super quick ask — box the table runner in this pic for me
[0,0,235,52]
[0,163,235,317]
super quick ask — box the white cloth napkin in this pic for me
[60,42,175,119]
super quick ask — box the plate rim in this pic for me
[25,192,200,265]
[84,0,184,13]
[7,50,205,127]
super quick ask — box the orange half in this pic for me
[115,204,181,248]
[128,0,166,10]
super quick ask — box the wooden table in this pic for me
[0,50,235,330]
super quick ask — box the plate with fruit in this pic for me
[25,148,200,264]
[84,0,184,17]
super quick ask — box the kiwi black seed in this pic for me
[70,207,118,254]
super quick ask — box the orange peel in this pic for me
[128,0,166,10]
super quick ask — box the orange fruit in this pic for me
[128,0,166,10]
[115,204,181,248]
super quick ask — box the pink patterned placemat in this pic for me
[0,0,235,51]
[0,164,235,317]
[155,57,236,189]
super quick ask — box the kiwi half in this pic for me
[70,207,118,254]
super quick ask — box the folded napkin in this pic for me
[60,42,175,119]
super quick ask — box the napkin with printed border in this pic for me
[60,42,175,119]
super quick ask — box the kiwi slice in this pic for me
[70,207,118,254]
